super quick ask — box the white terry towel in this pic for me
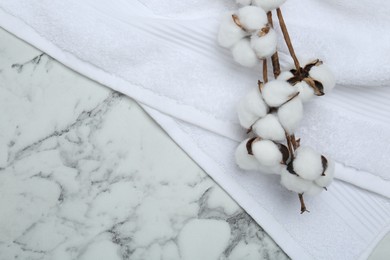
[0,0,389,259]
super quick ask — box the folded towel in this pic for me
[1,0,389,258]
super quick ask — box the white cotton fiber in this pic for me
[261,80,297,107]
[305,183,323,196]
[315,158,335,187]
[277,71,294,81]
[237,6,267,31]
[236,0,252,5]
[237,87,268,129]
[277,97,303,134]
[295,81,315,103]
[252,0,287,12]
[232,38,259,67]
[235,139,263,171]
[280,167,312,194]
[218,13,248,48]
[309,64,336,94]
[250,28,277,59]
[252,140,282,167]
[293,147,323,181]
[252,114,285,141]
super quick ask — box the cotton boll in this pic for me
[277,97,303,134]
[218,13,248,48]
[237,87,268,129]
[250,28,277,59]
[237,6,268,31]
[232,38,259,67]
[305,183,323,196]
[252,140,282,167]
[252,114,285,141]
[262,80,297,107]
[293,147,323,181]
[277,71,294,81]
[236,0,252,5]
[252,0,287,12]
[280,167,312,194]
[309,64,336,94]
[296,81,315,103]
[235,139,263,171]
[315,158,335,187]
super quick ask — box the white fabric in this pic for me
[1,0,389,259]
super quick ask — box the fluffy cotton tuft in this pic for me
[237,6,267,31]
[252,140,282,167]
[252,0,287,12]
[280,167,312,194]
[305,183,323,196]
[309,64,336,94]
[218,13,248,48]
[293,147,323,181]
[315,158,335,187]
[237,87,268,129]
[252,114,285,141]
[250,28,277,59]
[232,38,259,67]
[261,80,298,107]
[295,81,315,102]
[277,97,303,134]
[277,71,294,81]
[235,139,263,171]
[236,0,252,5]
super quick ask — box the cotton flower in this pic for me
[235,139,283,174]
[237,6,268,31]
[295,81,315,102]
[237,86,268,129]
[261,80,298,107]
[305,183,324,196]
[218,12,248,48]
[280,167,312,194]
[315,157,335,187]
[277,96,303,134]
[277,71,294,81]
[232,38,259,67]
[252,0,287,12]
[252,113,285,141]
[309,63,336,94]
[250,28,277,59]
[293,146,323,181]
[252,139,283,167]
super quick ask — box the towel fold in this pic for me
[1,0,389,258]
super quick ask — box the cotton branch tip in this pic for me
[252,0,287,12]
[237,6,268,31]
[250,28,278,59]
[280,167,312,194]
[218,13,248,48]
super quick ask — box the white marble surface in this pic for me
[0,27,389,260]
[0,28,288,260]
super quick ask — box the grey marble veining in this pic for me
[0,27,288,260]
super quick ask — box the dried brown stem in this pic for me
[276,8,301,75]
[285,132,294,156]
[267,12,281,77]
[263,59,268,83]
[299,194,309,214]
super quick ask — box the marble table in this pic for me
[0,27,388,260]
